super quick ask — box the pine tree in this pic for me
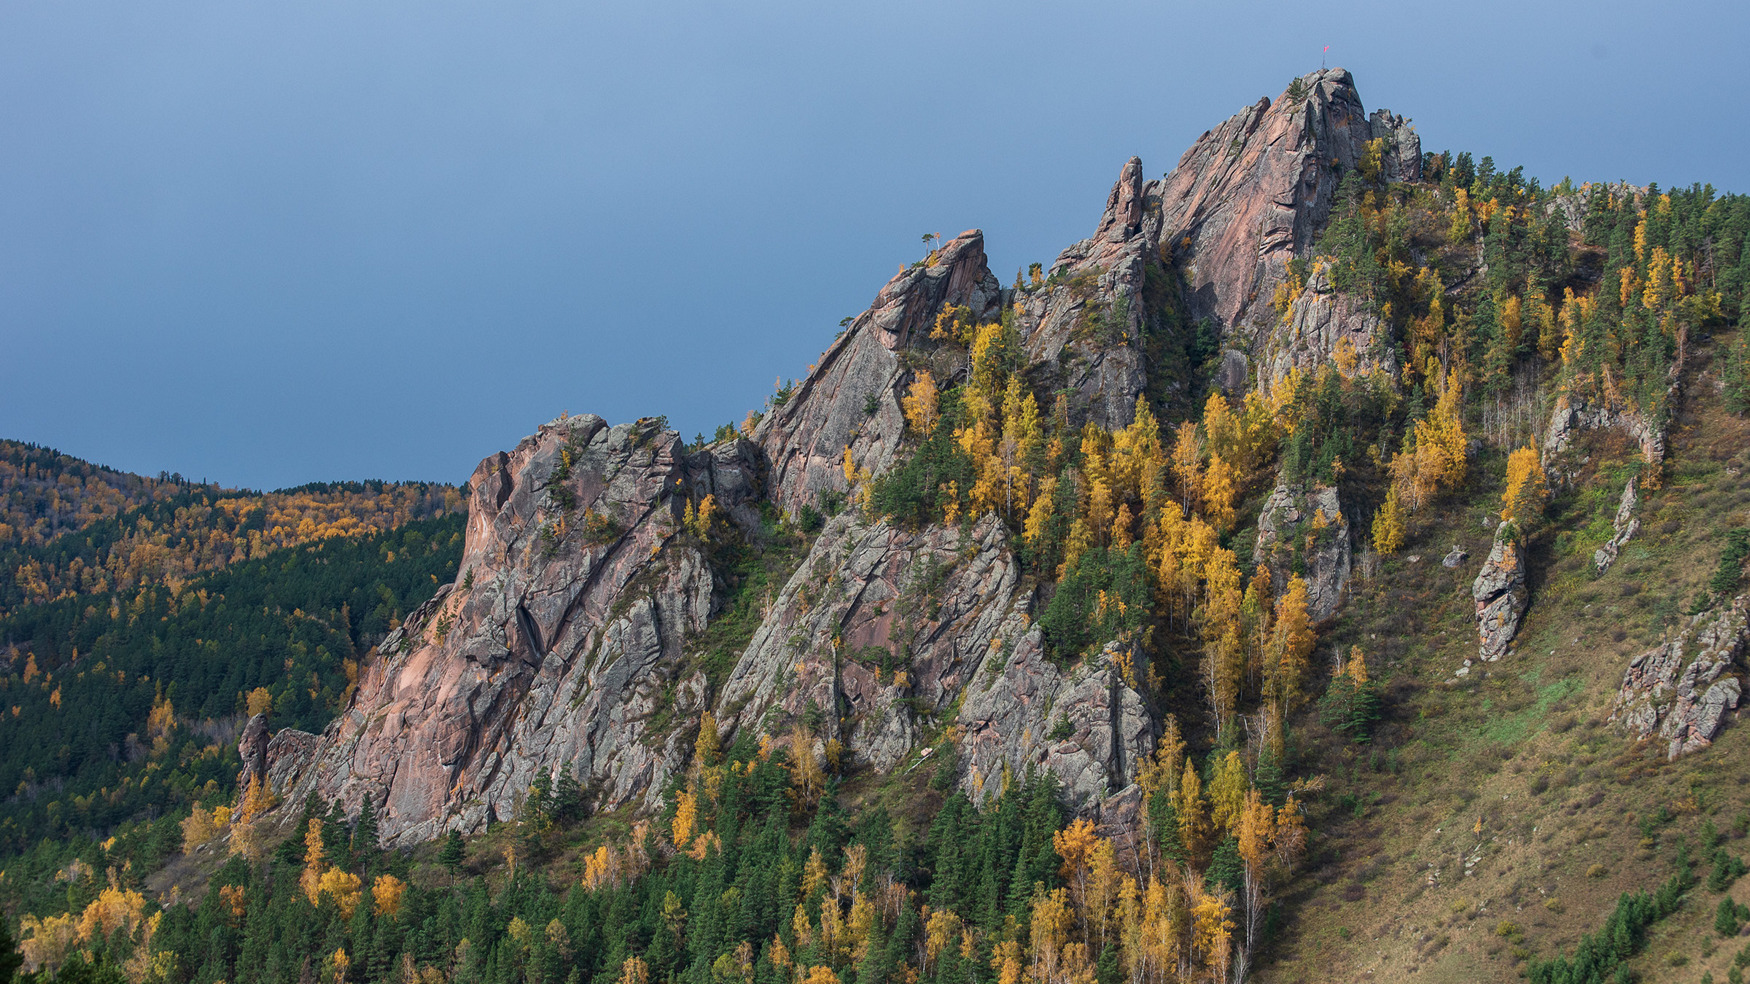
[439,831,466,874]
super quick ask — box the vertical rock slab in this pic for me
[1254,483,1352,622]
[1472,527,1528,661]
[1016,157,1157,430]
[756,231,1002,517]
[1593,478,1640,574]
[236,713,269,791]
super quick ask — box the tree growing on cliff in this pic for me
[902,371,940,435]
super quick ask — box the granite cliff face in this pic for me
[1005,68,1417,431]
[265,416,762,844]
[714,512,1033,775]
[257,69,1420,843]
[757,230,1003,517]
[1154,70,1416,354]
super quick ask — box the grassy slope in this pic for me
[1261,334,1750,983]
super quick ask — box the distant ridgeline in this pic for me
[0,441,463,618]
[6,67,1750,984]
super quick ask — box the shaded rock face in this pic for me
[1260,266,1396,394]
[757,230,1002,517]
[956,635,1155,812]
[1254,483,1351,622]
[716,512,1032,773]
[237,713,269,791]
[265,415,763,846]
[1542,393,1668,482]
[1593,479,1640,574]
[1612,596,1747,759]
[713,510,1152,807]
[1472,527,1528,661]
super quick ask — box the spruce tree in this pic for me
[1206,835,1245,895]
[323,798,351,869]
[552,763,584,825]
[352,793,380,870]
[1720,896,1743,937]
[440,830,467,874]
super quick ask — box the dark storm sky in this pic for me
[3,0,1744,489]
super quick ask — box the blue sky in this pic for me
[2,0,1744,489]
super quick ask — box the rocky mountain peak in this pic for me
[245,71,1429,845]
[1094,156,1145,244]
[1152,67,1417,350]
[756,228,1001,517]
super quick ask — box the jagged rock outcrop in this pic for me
[1254,483,1351,622]
[1368,109,1422,184]
[1472,527,1528,661]
[249,70,1428,844]
[715,512,1033,773]
[263,415,763,846]
[956,634,1155,812]
[1015,156,1156,430]
[237,713,269,791]
[757,230,1002,516]
[1612,596,1747,759]
[1016,69,1417,426]
[1593,478,1640,574]
[1260,265,1397,394]
[1154,69,1414,351]
[712,508,1153,804]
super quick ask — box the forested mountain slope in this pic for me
[8,67,1750,984]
